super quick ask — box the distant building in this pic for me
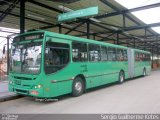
[0,49,7,77]
[0,49,2,62]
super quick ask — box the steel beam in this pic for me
[100,22,122,28]
[75,31,114,37]
[27,0,62,13]
[76,20,160,38]
[39,22,104,39]
[98,0,155,35]
[119,35,160,40]
[87,21,90,39]
[118,41,132,45]
[0,10,54,25]
[38,24,58,30]
[65,22,85,34]
[95,1,160,19]
[100,38,115,42]
[123,22,160,31]
[0,30,18,34]
[98,0,142,26]
[0,0,19,22]
[0,36,7,38]
[91,21,114,31]
[99,33,115,41]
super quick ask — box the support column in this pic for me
[116,32,119,45]
[123,14,126,28]
[151,45,154,69]
[93,35,95,40]
[59,24,62,34]
[144,28,147,50]
[7,37,9,75]
[133,39,135,48]
[114,39,116,44]
[20,0,25,33]
[87,21,90,39]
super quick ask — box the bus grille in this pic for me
[15,89,28,94]
[14,76,35,80]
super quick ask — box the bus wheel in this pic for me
[72,77,84,97]
[119,71,124,84]
[143,68,146,77]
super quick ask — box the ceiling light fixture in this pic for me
[110,26,119,31]
[58,5,73,12]
[61,23,73,28]
[123,31,129,35]
[90,18,101,23]
[27,14,45,21]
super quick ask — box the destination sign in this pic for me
[13,32,44,43]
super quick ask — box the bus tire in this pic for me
[72,77,84,97]
[118,71,125,84]
[143,68,146,77]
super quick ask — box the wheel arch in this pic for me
[143,67,147,76]
[74,74,86,90]
[120,69,125,78]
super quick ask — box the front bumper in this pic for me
[9,84,44,98]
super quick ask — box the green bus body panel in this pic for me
[134,62,151,76]
[8,30,151,98]
[134,49,151,76]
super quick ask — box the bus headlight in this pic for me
[34,85,42,89]
[9,81,13,84]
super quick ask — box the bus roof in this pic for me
[133,48,150,54]
[17,30,150,53]
[46,31,128,49]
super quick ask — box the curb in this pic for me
[0,80,8,83]
[0,94,23,102]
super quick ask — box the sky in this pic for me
[115,0,160,34]
[0,27,19,50]
[0,27,19,59]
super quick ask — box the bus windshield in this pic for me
[10,42,42,74]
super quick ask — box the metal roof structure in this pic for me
[0,0,160,55]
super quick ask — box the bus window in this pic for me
[117,49,124,61]
[72,42,87,62]
[108,47,116,61]
[145,54,151,61]
[101,46,108,61]
[139,53,143,61]
[135,52,139,61]
[89,44,100,62]
[45,42,70,74]
[123,49,128,61]
[142,53,145,61]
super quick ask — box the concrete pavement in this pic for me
[0,70,160,113]
[0,81,21,102]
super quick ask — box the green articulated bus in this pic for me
[8,30,151,98]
